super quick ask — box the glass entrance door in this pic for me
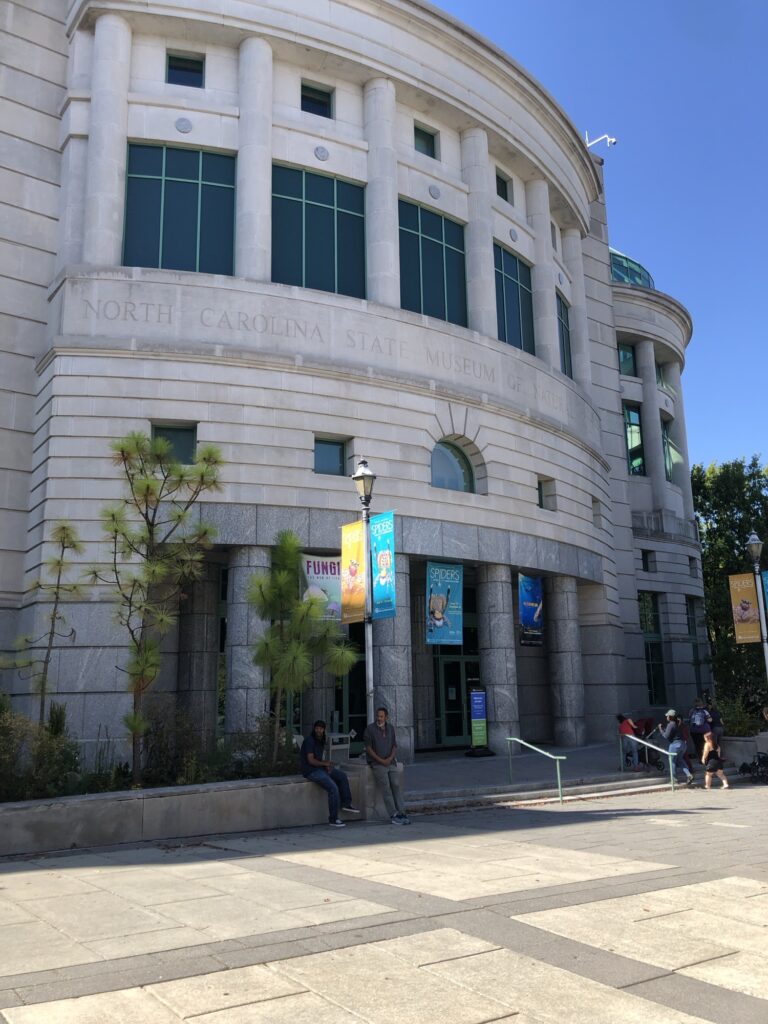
[436,658,479,746]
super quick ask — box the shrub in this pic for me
[717,694,763,737]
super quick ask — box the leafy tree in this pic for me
[1,522,84,729]
[89,432,223,784]
[692,455,768,708]
[247,530,358,763]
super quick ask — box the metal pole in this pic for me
[362,501,375,726]
[555,759,563,805]
[753,560,768,685]
[668,751,676,792]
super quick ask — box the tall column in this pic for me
[477,564,520,753]
[236,37,273,280]
[82,14,131,265]
[363,78,400,307]
[460,127,497,338]
[561,228,592,390]
[372,553,414,761]
[56,30,90,271]
[525,179,560,372]
[225,546,271,734]
[547,576,586,746]
[635,338,667,508]
[665,361,695,519]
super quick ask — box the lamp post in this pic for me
[746,530,768,684]
[352,458,376,725]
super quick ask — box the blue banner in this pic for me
[426,562,463,645]
[762,571,768,620]
[519,574,543,646]
[470,688,488,747]
[370,511,396,620]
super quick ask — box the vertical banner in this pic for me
[370,511,396,620]
[470,688,488,748]
[729,573,761,643]
[519,574,544,646]
[341,521,366,624]
[301,555,342,620]
[762,570,768,622]
[426,562,463,645]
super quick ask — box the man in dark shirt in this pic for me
[363,707,409,825]
[300,720,359,828]
[687,699,712,759]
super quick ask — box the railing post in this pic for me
[669,750,676,792]
[555,759,563,804]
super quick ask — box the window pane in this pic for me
[518,260,531,290]
[445,247,466,327]
[305,203,335,292]
[431,442,473,492]
[421,236,446,320]
[301,84,332,118]
[502,248,518,280]
[128,144,162,177]
[202,152,235,186]
[493,243,502,271]
[495,271,505,341]
[123,177,161,268]
[520,287,535,354]
[153,424,197,463]
[337,180,364,214]
[398,199,419,232]
[162,179,198,271]
[399,229,421,313]
[199,184,234,275]
[167,54,204,88]
[496,174,508,201]
[314,439,345,475]
[337,211,365,299]
[420,208,442,241]
[165,147,200,181]
[443,218,464,252]
[272,165,302,198]
[414,126,436,157]
[504,279,522,348]
[271,196,303,285]
[305,172,334,206]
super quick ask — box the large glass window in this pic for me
[493,244,534,354]
[123,144,235,275]
[272,166,365,299]
[661,418,673,482]
[623,403,645,475]
[556,294,572,378]
[431,442,474,493]
[618,342,637,377]
[638,591,666,704]
[686,595,702,688]
[398,200,466,327]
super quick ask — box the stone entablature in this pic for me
[612,285,693,365]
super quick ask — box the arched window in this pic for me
[431,441,474,493]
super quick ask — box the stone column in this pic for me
[561,228,592,390]
[177,561,220,749]
[363,77,400,307]
[477,564,520,753]
[82,14,131,265]
[665,361,695,520]
[460,127,497,338]
[525,179,560,372]
[236,37,273,280]
[635,338,667,508]
[225,546,270,733]
[372,553,414,761]
[56,30,90,271]
[547,576,586,746]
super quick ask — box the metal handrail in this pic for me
[506,737,567,804]
[619,734,677,791]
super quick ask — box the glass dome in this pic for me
[610,249,655,290]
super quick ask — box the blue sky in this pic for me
[436,0,766,468]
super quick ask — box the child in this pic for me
[701,731,730,790]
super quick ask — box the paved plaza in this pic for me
[0,783,767,1023]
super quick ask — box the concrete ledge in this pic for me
[0,766,377,858]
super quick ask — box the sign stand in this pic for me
[465,684,495,757]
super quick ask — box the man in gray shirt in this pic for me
[363,707,409,825]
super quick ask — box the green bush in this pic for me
[0,698,81,801]
[717,694,763,737]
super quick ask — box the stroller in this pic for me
[738,752,768,784]
[625,717,667,772]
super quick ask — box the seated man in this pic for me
[300,720,359,828]
[364,707,409,825]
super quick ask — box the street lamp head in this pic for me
[746,530,763,566]
[352,458,376,506]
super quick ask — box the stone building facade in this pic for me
[1,0,709,762]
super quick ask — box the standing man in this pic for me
[687,699,712,759]
[364,707,409,825]
[300,720,360,828]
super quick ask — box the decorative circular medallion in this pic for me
[428,184,441,199]
[508,228,518,242]
[314,146,329,161]
[175,117,193,134]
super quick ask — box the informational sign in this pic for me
[470,687,488,748]
[426,561,463,645]
[370,511,396,620]
[301,555,342,620]
[729,573,761,644]
[341,521,366,624]
[519,574,544,646]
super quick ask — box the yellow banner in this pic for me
[341,521,366,624]
[729,573,761,644]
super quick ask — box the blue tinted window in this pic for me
[493,243,535,355]
[398,201,466,328]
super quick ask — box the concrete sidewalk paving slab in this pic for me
[147,964,306,1018]
[680,951,768,1000]
[2,989,181,1024]
[1,920,102,976]
[190,990,366,1024]
[21,891,182,942]
[70,867,227,907]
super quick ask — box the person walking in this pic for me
[617,714,643,771]
[687,699,712,759]
[701,731,730,790]
[300,720,360,827]
[706,700,725,745]
[659,710,694,786]
[364,707,410,825]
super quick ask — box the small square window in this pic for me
[414,125,437,159]
[166,53,205,88]
[152,423,197,464]
[641,549,656,573]
[301,83,333,118]
[496,171,512,204]
[618,342,637,377]
[537,477,556,511]
[314,438,346,475]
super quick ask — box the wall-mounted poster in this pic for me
[341,521,366,624]
[370,511,396,620]
[519,574,544,646]
[301,555,342,620]
[729,573,761,644]
[426,561,463,645]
